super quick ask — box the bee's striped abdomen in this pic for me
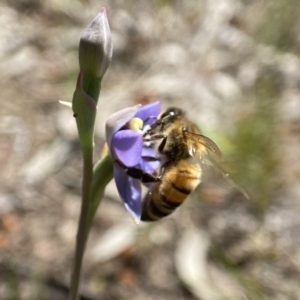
[141,160,201,221]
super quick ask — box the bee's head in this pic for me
[159,107,185,120]
[146,107,185,135]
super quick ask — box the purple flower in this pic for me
[105,101,161,223]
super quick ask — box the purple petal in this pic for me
[140,147,160,173]
[114,163,142,222]
[142,147,158,159]
[139,158,160,174]
[137,154,160,190]
[137,159,160,190]
[106,104,141,149]
[111,129,143,167]
[134,101,161,123]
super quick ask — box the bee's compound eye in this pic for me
[160,107,182,120]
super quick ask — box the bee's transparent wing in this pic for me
[184,131,249,199]
[184,131,222,161]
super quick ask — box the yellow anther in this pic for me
[128,117,143,132]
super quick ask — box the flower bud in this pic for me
[72,72,97,150]
[79,7,113,79]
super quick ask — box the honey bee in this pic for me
[140,107,223,221]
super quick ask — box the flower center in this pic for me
[127,117,143,133]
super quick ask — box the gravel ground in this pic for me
[1,0,300,299]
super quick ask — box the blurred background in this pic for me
[1,0,300,299]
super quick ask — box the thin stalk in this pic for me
[88,154,114,230]
[68,148,93,300]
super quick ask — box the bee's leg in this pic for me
[146,133,167,153]
[126,167,160,183]
[126,167,144,180]
[142,173,160,183]
[148,133,165,140]
[156,166,165,180]
[156,134,167,153]
[158,120,165,132]
[149,119,164,131]
[144,132,166,149]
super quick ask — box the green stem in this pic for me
[88,154,114,229]
[68,148,93,300]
